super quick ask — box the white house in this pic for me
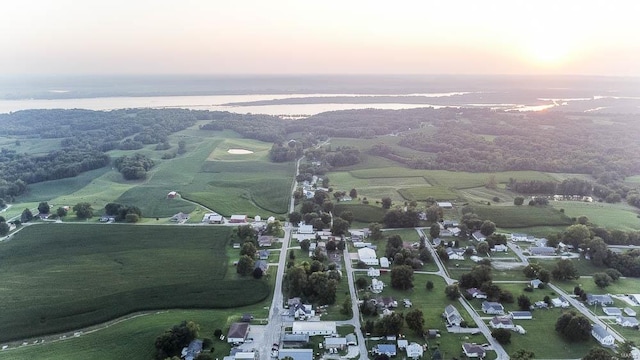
[358,247,379,266]
[509,311,533,320]
[591,324,615,346]
[617,316,640,328]
[292,321,336,336]
[511,233,529,242]
[467,288,487,299]
[405,343,424,359]
[624,307,637,317]
[437,201,453,209]
[587,294,614,306]
[298,224,314,234]
[530,279,543,289]
[370,278,384,293]
[367,267,381,277]
[444,305,463,326]
[492,244,508,252]
[472,231,486,242]
[551,297,570,308]
[324,337,347,350]
[482,301,505,315]
[379,257,390,268]
[490,316,515,329]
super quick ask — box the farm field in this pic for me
[0,224,269,343]
[472,205,573,228]
[550,201,640,231]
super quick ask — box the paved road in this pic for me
[342,246,369,359]
[415,228,510,360]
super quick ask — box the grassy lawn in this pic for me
[550,201,640,231]
[0,224,269,343]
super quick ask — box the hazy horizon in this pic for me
[3,0,640,77]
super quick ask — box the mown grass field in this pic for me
[550,201,640,231]
[334,203,386,223]
[0,224,269,343]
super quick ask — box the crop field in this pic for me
[333,203,386,223]
[0,224,269,343]
[550,201,640,231]
[472,205,573,228]
[206,137,272,161]
[397,185,460,201]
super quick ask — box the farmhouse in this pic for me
[602,307,622,316]
[586,294,614,306]
[444,305,463,326]
[467,288,488,299]
[292,321,336,336]
[277,348,313,360]
[490,316,515,329]
[230,215,247,223]
[462,343,486,358]
[167,191,179,198]
[373,344,397,356]
[358,247,379,266]
[181,339,203,360]
[591,324,615,346]
[509,311,533,320]
[617,316,640,328]
[482,301,505,315]
[624,307,637,316]
[324,337,347,350]
[227,322,250,343]
[287,298,315,320]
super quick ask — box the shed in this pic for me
[292,321,336,335]
[624,307,637,316]
[230,215,247,223]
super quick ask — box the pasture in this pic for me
[472,205,573,228]
[333,203,385,224]
[0,224,269,343]
[550,201,640,231]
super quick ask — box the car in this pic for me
[271,350,278,358]
[272,343,279,348]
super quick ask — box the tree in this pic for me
[405,309,425,335]
[154,320,199,359]
[341,297,353,317]
[56,206,68,218]
[73,202,93,219]
[480,220,496,236]
[486,175,498,189]
[444,284,460,300]
[339,211,354,224]
[21,208,33,223]
[618,341,636,360]
[0,222,9,236]
[381,197,392,209]
[37,201,50,214]
[240,242,257,259]
[236,255,255,276]
[552,259,580,281]
[492,328,512,344]
[517,294,532,311]
[514,196,525,205]
[426,280,434,291]
[429,224,440,239]
[522,263,542,279]
[325,240,337,252]
[377,312,404,335]
[390,265,414,290]
[265,220,282,235]
[582,347,613,360]
[538,269,551,283]
[511,349,535,360]
[587,237,609,267]
[425,205,443,222]
[369,222,383,240]
[604,268,622,281]
[285,266,308,296]
[593,272,612,288]
[555,311,591,342]
[349,188,358,198]
[252,267,264,279]
[477,241,489,255]
[288,211,302,225]
[563,224,591,248]
[289,250,296,260]
[125,213,140,223]
[331,217,350,236]
[300,239,311,252]
[356,277,369,290]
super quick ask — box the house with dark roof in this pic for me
[258,235,274,247]
[586,294,614,306]
[472,231,486,242]
[254,260,268,275]
[443,305,463,326]
[490,316,515,329]
[482,301,505,315]
[462,343,486,358]
[227,322,250,343]
[181,339,203,360]
[258,250,269,260]
[467,288,487,299]
[529,247,556,256]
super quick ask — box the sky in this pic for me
[2,0,640,76]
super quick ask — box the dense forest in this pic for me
[0,109,200,200]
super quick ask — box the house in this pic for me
[292,321,336,336]
[440,229,454,237]
[405,343,424,359]
[624,307,637,317]
[534,301,549,309]
[227,322,250,343]
[282,333,310,346]
[462,343,486,358]
[444,305,463,326]
[397,339,408,350]
[443,220,459,228]
[298,224,314,234]
[379,257,390,268]
[229,215,247,223]
[602,307,622,316]
[288,299,315,320]
[492,244,508,252]
[509,311,533,320]
[586,294,614,306]
[206,214,224,224]
[551,297,570,308]
[530,279,543,289]
[591,324,615,346]
[233,243,241,249]
[529,247,556,256]
[373,344,397,356]
[490,316,515,329]
[253,260,268,275]
[432,238,443,247]
[403,299,413,308]
[278,348,313,360]
[324,337,347,350]
[358,247,379,266]
[181,339,202,360]
[472,231,486,242]
[353,242,372,248]
[616,316,640,328]
[467,288,488,299]
[437,201,453,209]
[170,212,189,222]
[482,301,505,315]
[511,233,529,242]
[258,236,274,247]
[345,334,357,346]
[375,296,398,309]
[367,267,381,277]
[370,278,384,293]
[167,191,178,199]
[258,250,269,260]
[446,247,465,260]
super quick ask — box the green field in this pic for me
[0,224,269,343]
[334,203,386,223]
[550,201,640,231]
[473,205,573,228]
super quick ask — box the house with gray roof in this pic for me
[490,316,515,329]
[444,304,463,326]
[373,344,397,356]
[482,301,505,315]
[278,348,313,360]
[602,307,622,316]
[591,324,615,346]
[181,339,203,360]
[617,316,640,328]
[586,294,614,306]
[462,343,486,358]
